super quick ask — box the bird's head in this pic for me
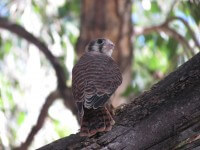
[86,38,115,57]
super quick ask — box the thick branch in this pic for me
[38,52,200,150]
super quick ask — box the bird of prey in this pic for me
[72,38,122,137]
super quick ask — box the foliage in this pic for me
[124,0,200,97]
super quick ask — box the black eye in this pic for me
[97,39,103,44]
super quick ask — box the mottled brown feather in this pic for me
[72,51,122,136]
[72,52,122,107]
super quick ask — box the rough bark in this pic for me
[76,0,133,106]
[38,52,200,149]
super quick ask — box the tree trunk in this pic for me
[38,52,200,150]
[76,0,133,107]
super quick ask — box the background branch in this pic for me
[14,90,61,150]
[0,16,76,114]
[134,16,199,56]
[0,17,77,150]
[0,17,66,89]
[162,26,195,56]
[168,16,200,49]
[166,0,178,18]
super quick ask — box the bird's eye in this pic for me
[97,39,103,44]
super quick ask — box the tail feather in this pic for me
[80,107,115,137]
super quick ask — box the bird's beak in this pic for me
[110,43,115,49]
[107,41,115,50]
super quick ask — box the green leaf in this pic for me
[17,111,26,125]
[0,40,12,59]
[0,97,3,109]
[58,0,80,18]
[151,2,161,13]
[32,0,41,14]
[122,85,135,97]
[166,38,178,59]
[182,1,200,24]
[52,119,71,137]
[4,40,12,53]
[155,36,164,47]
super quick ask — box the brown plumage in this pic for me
[72,38,122,137]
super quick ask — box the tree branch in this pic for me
[0,17,78,149]
[38,52,200,150]
[162,26,194,56]
[0,17,66,89]
[13,89,77,150]
[166,0,178,18]
[134,16,199,56]
[0,16,77,114]
[14,90,61,150]
[168,16,200,49]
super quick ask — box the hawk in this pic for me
[72,38,122,137]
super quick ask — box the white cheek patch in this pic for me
[104,49,113,57]
[92,45,99,51]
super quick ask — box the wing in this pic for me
[72,52,122,117]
